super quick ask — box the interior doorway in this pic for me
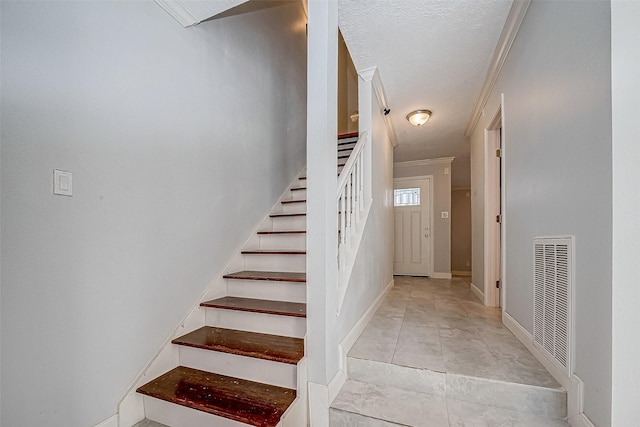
[393,177,433,276]
[485,103,504,308]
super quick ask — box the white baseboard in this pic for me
[432,272,452,279]
[340,279,394,358]
[452,270,472,277]
[568,374,595,427]
[470,283,484,302]
[569,412,596,427]
[308,382,330,427]
[502,312,571,390]
[94,414,118,427]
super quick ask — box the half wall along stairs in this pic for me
[135,133,359,427]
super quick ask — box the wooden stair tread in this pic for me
[201,296,306,318]
[338,132,359,139]
[223,270,306,282]
[338,154,350,159]
[269,212,306,218]
[173,326,304,363]
[136,366,295,427]
[281,199,306,204]
[242,249,306,255]
[290,187,306,191]
[338,147,354,152]
[257,230,306,235]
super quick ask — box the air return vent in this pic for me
[533,236,573,378]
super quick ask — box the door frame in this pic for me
[393,175,434,277]
[484,96,506,309]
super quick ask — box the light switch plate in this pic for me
[444,167,449,175]
[53,169,72,196]
[441,211,449,219]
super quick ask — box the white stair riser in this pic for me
[289,189,307,199]
[242,253,306,273]
[272,216,306,231]
[178,346,297,389]
[204,307,306,338]
[282,202,306,214]
[226,279,306,303]
[144,396,247,427]
[259,234,306,250]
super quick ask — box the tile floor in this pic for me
[349,275,560,389]
[334,275,569,426]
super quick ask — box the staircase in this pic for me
[134,133,358,427]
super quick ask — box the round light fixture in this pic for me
[406,109,432,127]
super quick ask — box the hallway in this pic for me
[330,276,569,426]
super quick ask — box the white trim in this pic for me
[570,413,596,427]
[339,279,395,367]
[470,283,484,302]
[328,369,348,404]
[464,0,530,137]
[452,270,472,277]
[394,176,434,277]
[432,272,452,279]
[154,0,200,27]
[499,94,507,314]
[502,312,571,390]
[308,382,330,427]
[340,279,394,355]
[358,66,398,147]
[484,103,502,308]
[394,157,455,168]
[93,414,118,427]
[568,374,595,427]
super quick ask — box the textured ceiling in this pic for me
[339,0,513,187]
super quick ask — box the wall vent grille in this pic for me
[533,236,573,378]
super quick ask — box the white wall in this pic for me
[470,1,611,425]
[336,81,394,346]
[394,160,452,276]
[611,0,640,424]
[0,1,307,426]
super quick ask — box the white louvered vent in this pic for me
[533,236,573,378]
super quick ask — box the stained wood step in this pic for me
[338,147,354,152]
[338,154,350,159]
[281,199,306,204]
[136,366,295,427]
[223,270,306,282]
[173,325,304,363]
[290,187,306,191]
[257,230,306,235]
[269,212,306,218]
[202,296,306,318]
[242,249,306,255]
[338,132,359,139]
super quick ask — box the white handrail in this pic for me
[337,132,367,194]
[336,132,369,280]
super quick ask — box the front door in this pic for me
[393,178,431,276]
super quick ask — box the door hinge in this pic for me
[496,148,502,158]
[496,214,502,223]
[496,280,501,289]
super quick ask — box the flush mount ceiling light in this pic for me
[406,109,432,127]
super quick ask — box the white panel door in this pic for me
[393,178,431,276]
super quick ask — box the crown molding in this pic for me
[358,66,398,147]
[155,0,200,27]
[394,157,455,168]
[464,0,531,137]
